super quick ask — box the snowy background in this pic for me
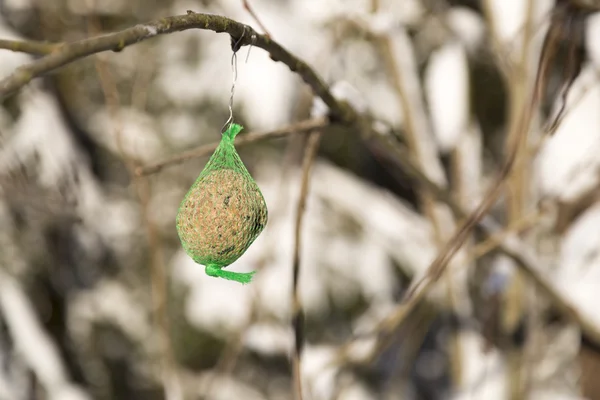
[1,0,600,399]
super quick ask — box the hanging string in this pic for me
[222,28,258,133]
[222,48,239,132]
[222,28,252,133]
[245,33,257,63]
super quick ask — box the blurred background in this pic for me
[1,0,600,399]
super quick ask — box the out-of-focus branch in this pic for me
[466,210,542,263]
[291,131,321,400]
[373,17,465,387]
[135,118,329,176]
[242,0,272,37]
[202,136,301,399]
[369,134,600,348]
[0,39,60,55]
[503,1,537,396]
[391,0,560,349]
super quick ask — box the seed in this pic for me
[176,168,267,267]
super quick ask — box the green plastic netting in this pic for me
[175,123,268,284]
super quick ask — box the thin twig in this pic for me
[201,133,305,398]
[135,118,328,176]
[544,3,587,135]
[467,210,542,263]
[502,1,537,396]
[369,0,380,13]
[199,307,257,400]
[531,63,600,162]
[291,131,322,400]
[372,18,464,383]
[0,39,60,55]
[242,0,271,37]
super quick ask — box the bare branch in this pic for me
[291,131,321,400]
[242,0,272,37]
[0,39,60,55]
[0,13,354,123]
[135,118,329,176]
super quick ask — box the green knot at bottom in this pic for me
[205,264,256,284]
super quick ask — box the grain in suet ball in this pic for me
[175,123,268,284]
[176,168,267,266]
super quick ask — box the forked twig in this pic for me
[242,0,272,38]
[466,210,543,263]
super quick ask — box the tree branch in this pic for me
[242,0,272,37]
[372,134,600,347]
[291,131,321,400]
[135,118,329,176]
[0,39,59,55]
[0,12,355,123]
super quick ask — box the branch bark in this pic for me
[0,39,59,55]
[135,118,328,176]
[0,12,355,123]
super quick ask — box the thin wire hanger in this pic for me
[222,28,257,133]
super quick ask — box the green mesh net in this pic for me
[176,123,268,284]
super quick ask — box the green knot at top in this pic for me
[222,123,243,143]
